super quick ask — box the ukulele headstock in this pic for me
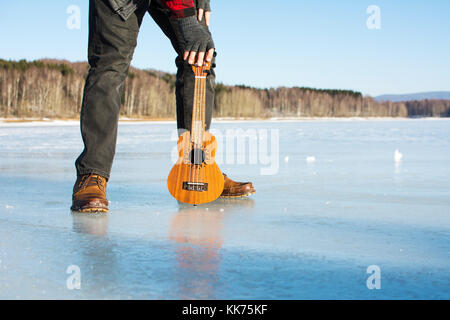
[192,61,211,77]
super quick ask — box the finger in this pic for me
[188,51,197,65]
[197,8,204,22]
[196,51,205,66]
[205,48,214,62]
[205,11,211,27]
[183,51,189,60]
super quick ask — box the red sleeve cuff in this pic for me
[163,0,196,18]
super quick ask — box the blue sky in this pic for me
[1,0,450,96]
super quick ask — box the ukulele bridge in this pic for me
[182,181,208,192]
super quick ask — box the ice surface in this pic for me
[0,119,449,299]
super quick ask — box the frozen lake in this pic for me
[0,119,449,299]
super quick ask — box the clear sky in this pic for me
[1,0,450,96]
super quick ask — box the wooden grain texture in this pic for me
[167,131,224,204]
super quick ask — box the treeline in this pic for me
[403,99,450,117]
[0,59,175,118]
[0,59,448,119]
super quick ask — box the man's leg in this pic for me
[72,0,148,212]
[148,0,215,134]
[148,1,255,198]
[75,0,147,180]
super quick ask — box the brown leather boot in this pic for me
[220,173,255,198]
[71,174,109,213]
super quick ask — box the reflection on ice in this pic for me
[170,206,224,300]
[169,200,255,299]
[72,212,109,237]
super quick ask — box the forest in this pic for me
[1,59,449,119]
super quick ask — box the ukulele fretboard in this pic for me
[191,66,208,146]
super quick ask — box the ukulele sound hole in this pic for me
[189,148,205,165]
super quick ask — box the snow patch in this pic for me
[306,156,316,163]
[394,149,403,163]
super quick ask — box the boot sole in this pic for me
[71,207,109,213]
[71,200,109,213]
[220,190,256,199]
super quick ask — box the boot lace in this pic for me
[78,174,105,191]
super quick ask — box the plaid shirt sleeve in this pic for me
[162,0,196,18]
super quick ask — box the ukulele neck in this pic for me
[191,65,209,146]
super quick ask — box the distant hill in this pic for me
[375,91,450,102]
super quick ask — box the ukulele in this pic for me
[167,62,224,205]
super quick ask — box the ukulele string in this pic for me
[188,68,193,185]
[189,67,197,185]
[194,68,200,185]
[193,67,198,187]
[194,66,201,188]
[196,68,203,188]
[199,70,205,188]
[195,67,202,188]
[197,67,206,188]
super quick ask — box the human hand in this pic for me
[178,15,215,66]
[196,0,211,27]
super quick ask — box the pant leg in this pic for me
[148,0,215,133]
[75,0,147,180]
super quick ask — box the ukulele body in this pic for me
[167,131,224,205]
